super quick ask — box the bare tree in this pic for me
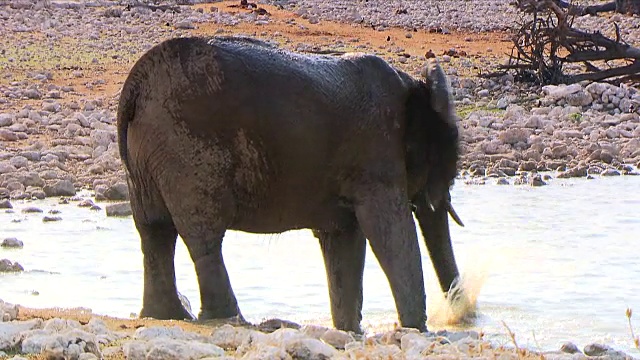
[492,0,640,84]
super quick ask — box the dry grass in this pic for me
[627,308,639,349]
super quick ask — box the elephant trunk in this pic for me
[414,192,460,295]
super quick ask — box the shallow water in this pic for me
[1,176,639,355]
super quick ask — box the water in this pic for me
[1,176,639,355]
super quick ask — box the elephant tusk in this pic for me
[445,201,465,227]
[425,191,437,212]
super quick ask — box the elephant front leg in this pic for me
[354,186,427,331]
[314,224,367,333]
[138,221,195,320]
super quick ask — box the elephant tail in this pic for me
[116,75,140,172]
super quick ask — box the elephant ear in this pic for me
[408,59,460,213]
[422,60,457,126]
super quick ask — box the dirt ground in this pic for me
[2,1,514,105]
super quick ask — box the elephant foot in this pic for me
[444,277,466,304]
[443,288,477,324]
[140,302,196,321]
[332,320,364,334]
[445,286,464,304]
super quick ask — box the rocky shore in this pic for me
[0,299,636,360]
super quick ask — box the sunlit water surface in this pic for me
[1,176,639,355]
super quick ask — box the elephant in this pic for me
[116,35,465,333]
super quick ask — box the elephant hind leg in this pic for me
[129,178,194,320]
[177,223,242,321]
[314,223,367,333]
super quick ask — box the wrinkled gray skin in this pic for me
[117,36,463,333]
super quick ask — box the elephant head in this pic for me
[405,60,465,300]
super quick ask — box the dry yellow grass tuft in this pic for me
[627,307,639,349]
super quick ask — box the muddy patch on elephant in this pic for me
[231,128,270,201]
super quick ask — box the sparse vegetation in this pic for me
[457,103,506,119]
[627,308,639,349]
[568,112,583,123]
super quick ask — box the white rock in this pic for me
[135,326,188,341]
[0,319,43,350]
[268,328,306,345]
[78,353,98,360]
[401,332,432,353]
[0,129,18,142]
[504,104,526,121]
[566,90,593,106]
[531,107,551,115]
[346,344,401,359]
[175,20,195,29]
[523,115,544,129]
[84,318,110,335]
[300,325,330,339]
[618,98,633,113]
[586,82,609,96]
[62,343,81,359]
[436,330,480,342]
[560,130,582,139]
[498,128,532,145]
[286,338,338,359]
[22,328,100,356]
[496,97,510,109]
[319,329,354,349]
[476,115,499,128]
[134,326,211,343]
[240,345,291,360]
[211,324,256,349]
[548,106,563,119]
[0,114,13,127]
[9,156,28,168]
[606,128,619,138]
[28,111,43,123]
[19,331,53,354]
[43,318,82,332]
[146,338,225,360]
[0,300,19,322]
[542,83,582,99]
[611,96,621,106]
[123,340,149,360]
[235,331,269,356]
[89,129,115,148]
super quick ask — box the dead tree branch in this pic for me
[497,0,640,84]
